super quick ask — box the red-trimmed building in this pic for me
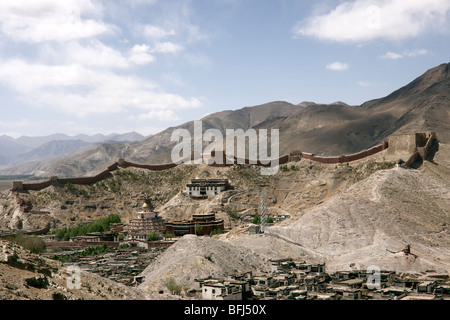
[165,213,224,236]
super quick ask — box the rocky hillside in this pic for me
[0,151,395,233]
[228,143,450,274]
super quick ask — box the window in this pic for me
[212,289,216,294]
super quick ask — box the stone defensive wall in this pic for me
[21,180,52,191]
[11,132,436,191]
[206,151,289,167]
[299,141,389,165]
[13,153,290,191]
[233,154,290,167]
[119,159,179,171]
[404,132,437,167]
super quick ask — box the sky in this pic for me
[0,0,449,138]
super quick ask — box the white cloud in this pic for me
[380,52,403,60]
[405,49,430,57]
[63,40,130,68]
[128,42,183,65]
[0,59,201,117]
[357,81,388,88]
[129,44,155,65]
[0,0,112,43]
[0,0,205,125]
[380,49,430,60]
[294,0,450,43]
[137,110,181,121]
[143,25,176,40]
[152,41,184,54]
[326,62,349,71]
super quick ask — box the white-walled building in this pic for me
[185,179,230,198]
[199,279,243,300]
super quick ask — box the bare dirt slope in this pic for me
[138,235,273,294]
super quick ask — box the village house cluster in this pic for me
[42,246,165,286]
[194,259,450,300]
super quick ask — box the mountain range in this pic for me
[1,62,449,177]
[0,132,147,171]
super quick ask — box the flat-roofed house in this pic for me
[186,179,231,198]
[199,279,242,300]
[417,281,437,294]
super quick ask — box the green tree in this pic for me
[195,224,203,236]
[228,209,239,220]
[164,232,175,239]
[52,215,121,240]
[147,232,159,241]
[52,292,68,300]
[165,277,182,295]
[209,229,224,236]
[65,182,76,192]
[25,276,49,289]
[252,215,261,225]
[12,234,46,254]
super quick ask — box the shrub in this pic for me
[3,252,35,271]
[164,232,175,239]
[209,229,224,236]
[195,224,203,236]
[11,234,46,254]
[65,182,76,192]
[147,232,159,241]
[252,215,261,225]
[228,209,239,220]
[38,268,53,277]
[52,292,68,300]
[25,276,49,289]
[165,278,182,295]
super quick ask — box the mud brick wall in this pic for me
[22,180,52,190]
[14,138,389,192]
[300,143,386,165]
